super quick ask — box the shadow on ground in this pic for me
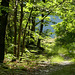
[0,62,75,75]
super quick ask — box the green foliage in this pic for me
[5,54,16,62]
[53,1,75,45]
[42,29,52,37]
[1,0,75,71]
[50,55,64,63]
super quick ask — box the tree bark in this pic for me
[0,0,9,63]
[17,0,23,58]
[31,17,35,32]
[28,16,36,45]
[13,0,18,57]
[21,9,33,57]
[37,14,44,47]
[37,0,45,48]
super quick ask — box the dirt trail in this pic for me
[0,61,74,75]
[27,61,74,75]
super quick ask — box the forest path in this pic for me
[27,61,75,75]
[0,60,75,75]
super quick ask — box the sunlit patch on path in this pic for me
[27,60,75,75]
[59,61,74,65]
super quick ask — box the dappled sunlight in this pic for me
[0,0,75,75]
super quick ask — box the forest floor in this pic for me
[0,38,75,75]
[0,59,75,75]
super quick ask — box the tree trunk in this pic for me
[21,9,33,57]
[17,0,23,58]
[0,0,9,63]
[37,0,45,48]
[26,24,31,46]
[13,0,18,57]
[37,14,44,47]
[29,16,36,45]
[31,17,35,32]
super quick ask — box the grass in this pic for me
[50,55,64,63]
[50,64,75,75]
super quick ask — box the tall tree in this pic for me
[37,0,45,48]
[30,16,36,45]
[31,16,35,32]
[21,8,33,57]
[13,0,18,56]
[17,0,23,58]
[0,0,9,63]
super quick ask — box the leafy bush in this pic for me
[50,55,64,63]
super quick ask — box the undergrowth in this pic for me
[1,38,75,75]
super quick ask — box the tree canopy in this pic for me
[0,0,75,63]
